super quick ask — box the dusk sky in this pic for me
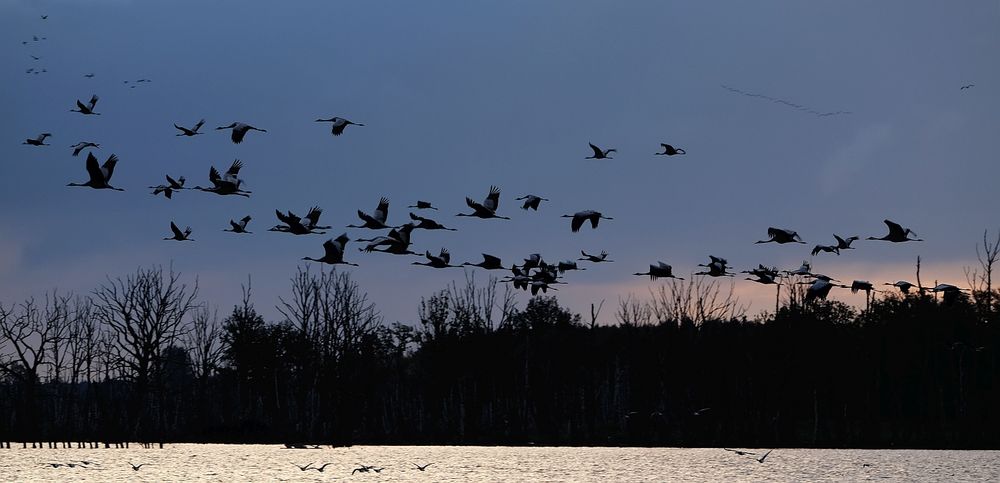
[2,0,998,324]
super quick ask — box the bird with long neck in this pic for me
[67,152,123,191]
[867,219,922,242]
[315,116,364,136]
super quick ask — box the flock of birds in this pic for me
[17,13,975,312]
[22,93,971,302]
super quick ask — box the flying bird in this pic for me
[271,207,328,235]
[849,280,876,294]
[70,141,99,156]
[462,254,506,270]
[586,142,616,159]
[174,119,206,136]
[149,175,185,199]
[516,194,548,211]
[413,248,459,268]
[756,450,772,464]
[315,117,364,136]
[805,279,838,301]
[634,262,683,280]
[833,234,860,250]
[409,212,456,231]
[312,463,334,472]
[303,234,358,266]
[811,244,839,257]
[164,222,193,241]
[128,462,148,471]
[67,153,123,191]
[70,95,100,115]
[23,133,51,146]
[884,280,915,294]
[756,227,805,244]
[960,84,975,90]
[408,200,438,210]
[413,462,434,471]
[784,260,812,277]
[579,250,613,263]
[557,260,585,273]
[83,73,95,78]
[348,197,392,229]
[655,143,686,156]
[216,122,266,144]
[562,210,613,232]
[30,55,40,61]
[723,448,757,456]
[457,186,509,220]
[225,215,253,234]
[358,224,416,255]
[292,463,313,471]
[193,159,250,197]
[867,219,922,242]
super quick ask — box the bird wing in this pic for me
[465,197,482,210]
[76,99,88,111]
[193,119,205,131]
[82,152,103,184]
[484,186,500,211]
[571,214,585,233]
[589,213,600,229]
[323,238,343,261]
[409,212,428,223]
[209,166,222,184]
[101,155,119,181]
[173,123,189,134]
[170,222,183,238]
[440,248,451,264]
[483,254,501,266]
[766,227,780,240]
[357,210,380,225]
[374,197,389,223]
[305,206,323,227]
[811,245,821,256]
[833,234,846,246]
[88,95,99,109]
[588,143,603,157]
[229,219,242,231]
[883,219,905,237]
[227,159,244,177]
[166,174,181,188]
[231,127,246,143]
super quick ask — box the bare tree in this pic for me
[615,294,652,327]
[278,266,383,366]
[186,305,224,381]
[92,266,198,387]
[0,292,72,384]
[647,277,747,325]
[66,297,99,385]
[965,229,999,316]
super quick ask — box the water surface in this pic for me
[1,445,997,482]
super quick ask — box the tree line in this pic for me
[1,234,998,448]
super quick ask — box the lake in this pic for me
[0,445,997,482]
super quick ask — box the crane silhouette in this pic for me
[216,122,266,144]
[867,219,922,242]
[67,153,123,191]
[457,186,509,220]
[586,142,616,159]
[23,133,51,146]
[562,210,613,232]
[315,117,364,136]
[174,119,205,136]
[303,234,358,266]
[70,95,100,115]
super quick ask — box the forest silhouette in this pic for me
[1,245,998,449]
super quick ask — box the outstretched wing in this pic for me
[409,212,428,223]
[84,152,103,184]
[305,206,323,227]
[570,214,585,233]
[589,213,600,229]
[374,197,389,223]
[170,221,183,239]
[588,143,603,157]
[227,159,244,177]
[482,254,501,266]
[193,119,205,131]
[484,186,500,212]
[88,95,99,109]
[883,219,905,237]
[101,154,119,182]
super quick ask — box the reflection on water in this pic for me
[0,445,998,482]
